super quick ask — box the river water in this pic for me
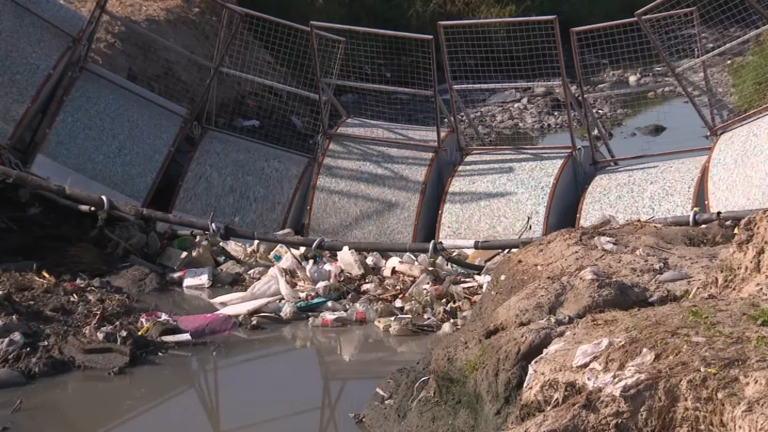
[2,324,430,432]
[541,97,713,163]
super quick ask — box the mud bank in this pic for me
[361,213,768,431]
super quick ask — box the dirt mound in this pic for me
[715,212,768,299]
[509,300,768,431]
[361,219,749,432]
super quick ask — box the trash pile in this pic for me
[149,229,493,340]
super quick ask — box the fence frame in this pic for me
[309,22,444,150]
[145,3,244,207]
[636,0,768,135]
[437,16,576,151]
[571,11,713,165]
[201,6,341,159]
[14,0,109,164]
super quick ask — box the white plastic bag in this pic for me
[573,338,619,368]
[338,247,365,277]
[215,296,282,316]
[247,275,281,298]
[593,236,626,253]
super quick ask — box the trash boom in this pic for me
[0,165,763,254]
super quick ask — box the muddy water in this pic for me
[2,324,430,432]
[540,97,713,163]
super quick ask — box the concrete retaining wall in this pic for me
[173,130,312,233]
[34,65,185,203]
[438,148,591,240]
[0,0,75,144]
[578,155,708,227]
[707,114,768,212]
[307,121,446,242]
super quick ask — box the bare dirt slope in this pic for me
[361,214,768,432]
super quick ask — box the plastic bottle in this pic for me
[308,312,349,328]
[308,261,331,284]
[348,303,378,324]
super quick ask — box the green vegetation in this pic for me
[685,307,709,322]
[434,370,484,421]
[754,334,768,348]
[464,343,489,377]
[748,307,768,326]
[730,37,768,113]
[240,0,650,34]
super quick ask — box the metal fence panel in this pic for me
[87,1,221,115]
[0,0,74,144]
[636,0,768,133]
[310,22,442,148]
[438,17,576,149]
[572,16,712,163]
[206,7,335,156]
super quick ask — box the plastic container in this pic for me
[309,312,349,328]
[348,303,378,324]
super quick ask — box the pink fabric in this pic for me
[173,314,239,339]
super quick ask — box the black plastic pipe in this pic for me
[1,166,764,259]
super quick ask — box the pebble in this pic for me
[657,270,690,283]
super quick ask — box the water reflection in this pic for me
[3,325,430,432]
[479,97,712,165]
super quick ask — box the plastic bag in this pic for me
[579,267,606,280]
[269,267,299,302]
[220,240,250,262]
[404,301,423,316]
[573,338,620,368]
[389,318,414,336]
[593,237,626,253]
[281,302,300,321]
[215,296,282,316]
[0,332,24,353]
[657,271,690,283]
[175,314,239,339]
[437,321,455,336]
[338,247,365,277]
[366,252,386,269]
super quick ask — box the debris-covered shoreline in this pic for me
[0,180,487,387]
[359,211,768,432]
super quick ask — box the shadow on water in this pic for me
[4,324,430,432]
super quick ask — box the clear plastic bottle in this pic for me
[348,302,378,324]
[309,312,349,328]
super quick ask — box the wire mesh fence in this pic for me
[206,7,333,156]
[572,16,712,162]
[438,17,575,149]
[86,1,224,115]
[636,0,768,132]
[309,23,442,147]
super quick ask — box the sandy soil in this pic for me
[361,214,768,432]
